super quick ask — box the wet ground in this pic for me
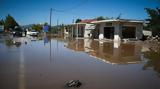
[0,35,160,89]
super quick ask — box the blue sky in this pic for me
[0,0,159,25]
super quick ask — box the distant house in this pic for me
[0,25,4,32]
[64,19,96,38]
[64,23,86,37]
[91,19,144,41]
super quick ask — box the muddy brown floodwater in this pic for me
[0,35,160,89]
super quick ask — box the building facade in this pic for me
[64,19,144,41]
[91,19,144,41]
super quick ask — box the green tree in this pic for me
[75,18,81,23]
[95,16,107,21]
[145,7,160,36]
[32,24,42,32]
[4,14,19,30]
[116,13,122,19]
[0,19,4,25]
[44,22,49,26]
[143,45,160,76]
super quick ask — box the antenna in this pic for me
[116,13,122,19]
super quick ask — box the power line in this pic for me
[50,8,52,30]
[51,0,89,15]
[52,8,79,16]
[62,0,89,11]
[49,0,89,27]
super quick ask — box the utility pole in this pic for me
[50,8,52,33]
[72,19,74,38]
[57,19,59,35]
[56,19,59,56]
[76,23,78,39]
[57,19,59,26]
[49,8,52,62]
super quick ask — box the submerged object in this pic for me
[25,41,27,44]
[13,41,21,45]
[65,80,82,88]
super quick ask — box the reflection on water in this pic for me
[143,43,160,76]
[66,39,142,64]
[0,35,160,89]
[5,39,22,47]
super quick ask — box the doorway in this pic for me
[122,26,136,38]
[104,27,114,39]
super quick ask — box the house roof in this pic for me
[64,19,144,26]
[91,19,144,24]
[80,19,96,23]
[64,23,86,26]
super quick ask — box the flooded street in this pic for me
[0,35,160,89]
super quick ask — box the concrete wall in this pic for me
[64,27,69,35]
[136,24,143,39]
[84,24,95,38]
[99,23,105,39]
[123,22,143,40]
[84,29,92,38]
[112,22,122,42]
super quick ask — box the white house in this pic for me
[64,19,96,38]
[64,20,96,38]
[84,24,95,38]
[91,19,144,41]
[0,25,4,32]
[64,23,86,38]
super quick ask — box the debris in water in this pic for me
[65,80,82,88]
[13,41,21,45]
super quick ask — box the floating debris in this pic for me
[65,80,82,88]
[13,41,21,45]
[25,42,27,44]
